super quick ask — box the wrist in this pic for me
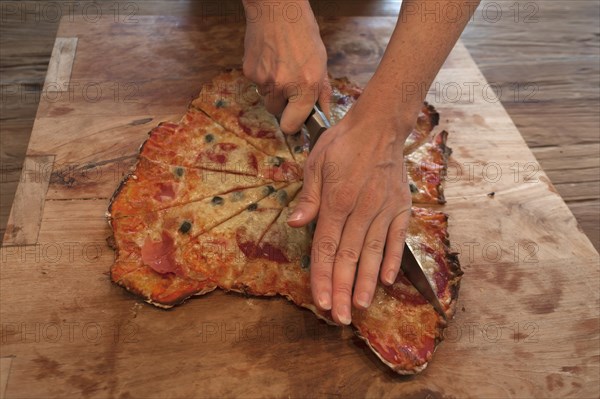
[348,85,418,143]
[243,0,313,24]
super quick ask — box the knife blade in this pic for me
[304,105,331,150]
[401,242,448,320]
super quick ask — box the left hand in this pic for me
[287,98,413,325]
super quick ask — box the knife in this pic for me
[402,242,448,320]
[300,105,447,320]
[304,105,331,150]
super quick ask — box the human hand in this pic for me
[242,0,331,133]
[287,97,414,325]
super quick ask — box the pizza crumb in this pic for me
[461,306,465,312]
[487,191,495,197]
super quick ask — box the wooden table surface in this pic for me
[1,11,599,399]
[1,1,598,252]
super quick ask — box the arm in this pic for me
[291,0,480,325]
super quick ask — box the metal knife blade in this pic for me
[304,105,331,150]
[401,242,448,320]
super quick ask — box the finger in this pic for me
[310,200,348,312]
[260,84,287,117]
[353,212,392,309]
[288,154,322,227]
[279,87,316,134]
[331,210,374,325]
[380,209,411,285]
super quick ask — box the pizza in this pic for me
[107,70,462,374]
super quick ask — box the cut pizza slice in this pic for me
[110,183,287,263]
[191,69,293,159]
[180,182,302,288]
[108,158,271,218]
[231,199,334,322]
[141,109,301,182]
[406,130,451,204]
[351,207,462,374]
[110,183,290,307]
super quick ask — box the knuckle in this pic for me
[327,186,356,213]
[386,250,404,265]
[364,238,385,254]
[311,269,332,284]
[359,269,379,285]
[297,190,320,206]
[335,247,360,264]
[312,235,338,262]
[333,281,353,296]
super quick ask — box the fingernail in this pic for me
[287,210,303,222]
[386,270,397,285]
[337,305,351,325]
[318,293,331,310]
[356,292,370,308]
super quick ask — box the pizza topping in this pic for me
[215,99,227,108]
[230,191,244,201]
[211,196,224,206]
[173,167,184,178]
[293,145,303,154]
[247,203,258,211]
[409,182,418,193]
[204,134,214,143]
[277,189,288,205]
[154,183,176,202]
[179,221,192,234]
[264,185,276,195]
[260,243,289,263]
[301,254,310,269]
[383,277,429,306]
[141,231,177,274]
[237,240,290,264]
[270,156,284,167]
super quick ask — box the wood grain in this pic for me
[0,15,598,398]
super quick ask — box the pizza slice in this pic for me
[351,207,462,374]
[180,182,302,288]
[141,109,301,182]
[191,69,293,160]
[406,130,451,204]
[108,158,273,218]
[110,183,289,307]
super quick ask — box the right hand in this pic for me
[242,0,331,133]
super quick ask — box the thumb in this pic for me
[287,159,322,227]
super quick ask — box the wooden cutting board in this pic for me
[1,16,598,398]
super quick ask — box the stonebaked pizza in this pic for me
[107,70,462,374]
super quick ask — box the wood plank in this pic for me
[1,15,599,398]
[43,37,77,92]
[0,357,12,399]
[3,155,54,245]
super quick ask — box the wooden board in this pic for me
[1,16,598,398]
